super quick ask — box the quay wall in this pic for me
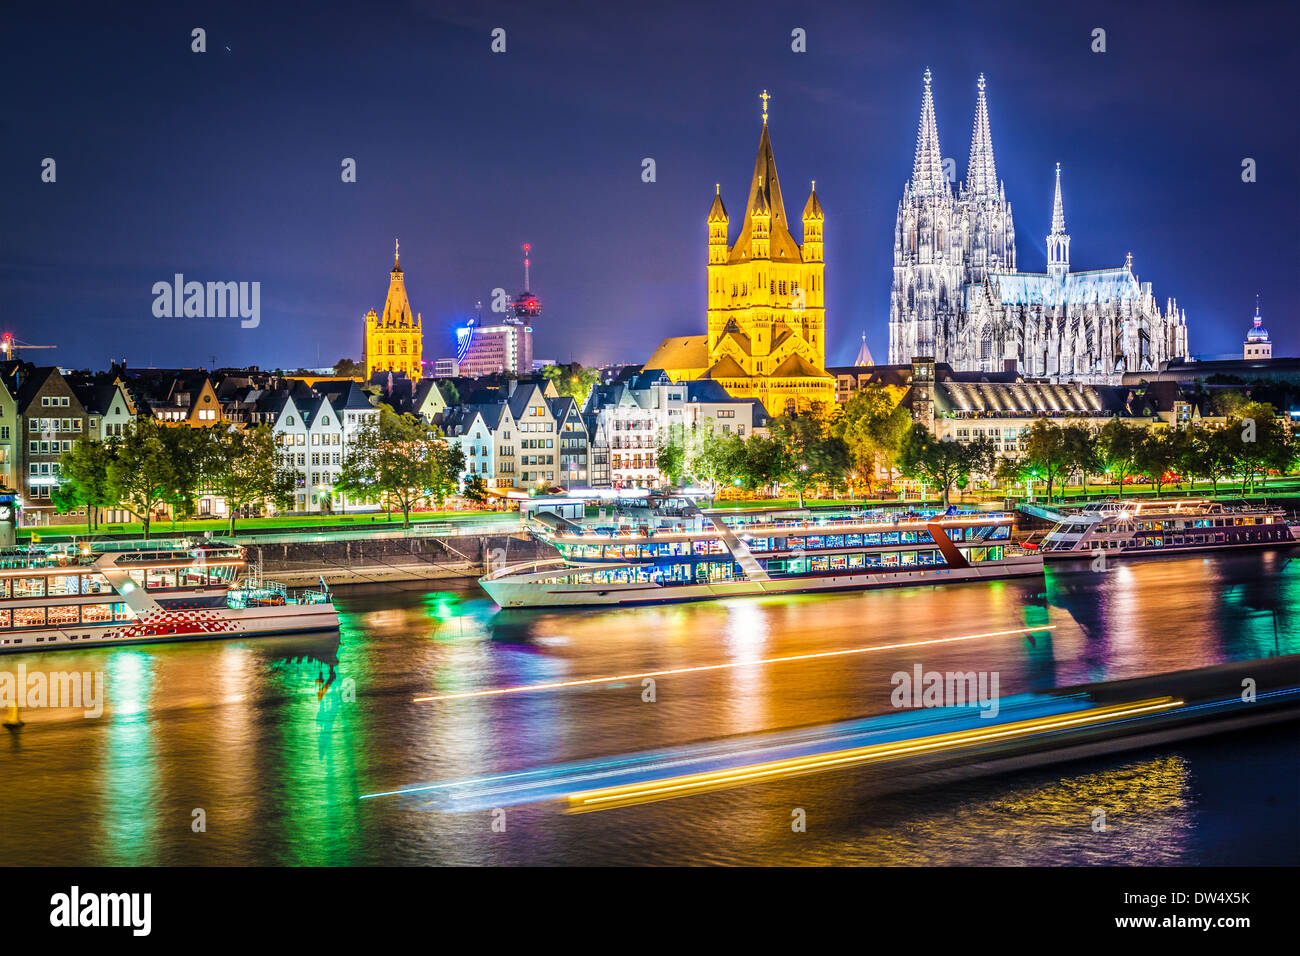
[253,532,555,587]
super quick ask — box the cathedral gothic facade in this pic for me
[646,95,835,413]
[889,71,1189,382]
[363,242,424,380]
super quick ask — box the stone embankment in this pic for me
[252,532,555,587]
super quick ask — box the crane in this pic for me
[1,334,57,360]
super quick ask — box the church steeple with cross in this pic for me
[644,92,834,414]
[363,240,423,380]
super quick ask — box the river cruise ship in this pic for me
[1038,499,1299,560]
[480,505,1043,609]
[0,539,337,654]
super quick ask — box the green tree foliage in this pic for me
[1097,418,1143,499]
[897,424,993,508]
[462,473,490,506]
[542,364,600,403]
[337,405,465,527]
[770,406,850,507]
[1132,428,1179,497]
[103,417,183,539]
[1224,402,1290,494]
[198,424,297,535]
[1021,419,1071,501]
[1061,422,1100,496]
[334,358,362,377]
[52,435,115,530]
[732,433,793,496]
[656,423,745,503]
[835,384,912,495]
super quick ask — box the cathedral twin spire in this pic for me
[965,74,999,204]
[910,69,949,201]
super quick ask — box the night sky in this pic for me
[4,0,1297,372]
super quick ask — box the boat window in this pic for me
[47,606,79,627]
[81,604,114,623]
[13,577,45,599]
[13,607,46,628]
[47,574,83,596]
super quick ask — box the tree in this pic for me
[437,379,460,406]
[1133,428,1179,497]
[159,426,209,530]
[1097,418,1142,499]
[334,358,362,377]
[656,423,744,504]
[462,473,490,507]
[1021,419,1070,502]
[336,406,465,527]
[1198,427,1237,496]
[1061,422,1100,497]
[105,417,182,540]
[54,435,115,530]
[542,364,600,403]
[835,384,912,496]
[1225,402,1288,494]
[734,433,792,497]
[199,424,296,535]
[771,409,849,507]
[897,424,989,508]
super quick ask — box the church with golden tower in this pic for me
[363,241,424,380]
[646,92,835,413]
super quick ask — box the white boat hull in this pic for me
[481,556,1043,609]
[0,602,339,654]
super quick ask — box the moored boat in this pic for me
[1038,498,1298,560]
[480,503,1043,609]
[0,538,338,653]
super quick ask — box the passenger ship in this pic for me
[1038,499,1299,560]
[0,539,337,654]
[480,504,1043,609]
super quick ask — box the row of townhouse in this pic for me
[0,361,389,526]
[434,369,770,494]
[583,368,770,489]
[0,363,139,527]
[438,379,581,493]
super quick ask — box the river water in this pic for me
[2,550,1297,865]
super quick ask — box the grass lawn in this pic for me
[19,509,501,540]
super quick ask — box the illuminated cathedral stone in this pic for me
[889,71,1189,382]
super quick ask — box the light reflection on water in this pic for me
[0,550,1296,865]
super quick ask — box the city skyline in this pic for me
[3,1,1296,372]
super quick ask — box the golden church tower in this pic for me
[647,92,834,414]
[363,240,424,380]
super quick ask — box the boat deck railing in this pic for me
[547,510,1014,541]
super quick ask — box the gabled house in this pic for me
[15,366,91,525]
[507,380,558,490]
[548,395,589,488]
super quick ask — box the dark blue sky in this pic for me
[3,0,1297,371]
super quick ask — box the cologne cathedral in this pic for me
[888,70,1189,382]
